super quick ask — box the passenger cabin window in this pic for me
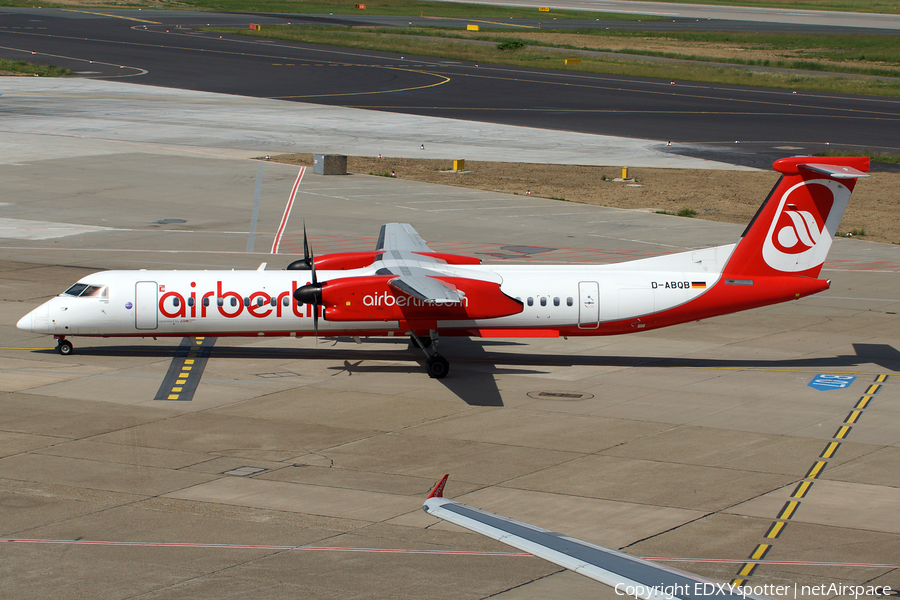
[527,297,534,307]
[243,297,250,307]
[540,297,547,307]
[217,297,224,307]
[202,298,209,307]
[270,297,277,307]
[187,298,194,307]
[553,297,560,306]
[230,298,237,307]
[567,297,574,306]
[257,297,264,307]
[282,297,289,307]
[172,297,180,307]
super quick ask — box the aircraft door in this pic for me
[578,281,600,329]
[135,281,158,330]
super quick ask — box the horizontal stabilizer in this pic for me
[799,163,869,179]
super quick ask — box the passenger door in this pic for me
[578,281,600,329]
[135,281,158,330]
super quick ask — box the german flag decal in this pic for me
[692,282,707,289]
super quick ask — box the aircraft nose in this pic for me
[16,311,33,332]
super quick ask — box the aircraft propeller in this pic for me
[293,225,322,339]
[286,221,313,271]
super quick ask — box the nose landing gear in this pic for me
[55,336,74,356]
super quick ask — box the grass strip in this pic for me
[0,59,70,77]
[214,25,900,96]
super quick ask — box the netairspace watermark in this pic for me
[614,582,894,599]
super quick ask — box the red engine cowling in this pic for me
[313,252,382,270]
[320,276,522,322]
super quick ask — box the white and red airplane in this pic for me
[17,156,869,379]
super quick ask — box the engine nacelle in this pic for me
[319,276,523,322]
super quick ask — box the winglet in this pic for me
[427,474,449,499]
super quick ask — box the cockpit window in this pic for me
[62,283,107,298]
[63,283,88,297]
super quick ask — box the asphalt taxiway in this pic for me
[1,78,899,599]
[3,7,900,169]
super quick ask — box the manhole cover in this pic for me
[527,391,594,401]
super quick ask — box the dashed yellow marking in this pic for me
[171,387,182,392]
[778,500,800,520]
[61,8,160,23]
[765,521,786,539]
[731,578,747,587]
[865,384,881,394]
[792,481,813,498]
[184,359,195,365]
[820,441,840,459]
[179,372,190,378]
[805,461,827,479]
[834,425,851,439]
[176,379,186,385]
[856,396,872,409]
[183,366,192,371]
[875,374,889,383]
[845,410,862,424]
[750,544,771,560]
[738,562,758,577]
[167,394,179,400]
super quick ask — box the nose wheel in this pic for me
[410,330,449,379]
[56,338,74,356]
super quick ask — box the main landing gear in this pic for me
[409,330,449,379]
[55,336,73,356]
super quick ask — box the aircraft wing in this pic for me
[376,223,433,253]
[423,476,772,600]
[380,266,464,305]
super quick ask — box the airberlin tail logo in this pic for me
[762,179,849,273]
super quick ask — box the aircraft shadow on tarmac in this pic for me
[34,342,899,408]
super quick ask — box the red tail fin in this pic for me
[724,156,869,279]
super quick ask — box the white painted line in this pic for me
[271,166,305,255]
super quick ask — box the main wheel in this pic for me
[57,340,74,356]
[426,355,449,379]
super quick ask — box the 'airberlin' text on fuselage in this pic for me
[158,281,314,319]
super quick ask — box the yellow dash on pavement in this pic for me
[171,387,182,392]
[834,425,851,439]
[176,379,186,385]
[875,374,889,383]
[792,481,813,498]
[738,562,758,577]
[820,442,840,459]
[167,394,179,400]
[856,396,872,409]
[845,410,861,424]
[184,359,195,365]
[806,461,827,479]
[731,578,747,587]
[865,384,881,394]
[765,521,786,539]
[778,500,800,520]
